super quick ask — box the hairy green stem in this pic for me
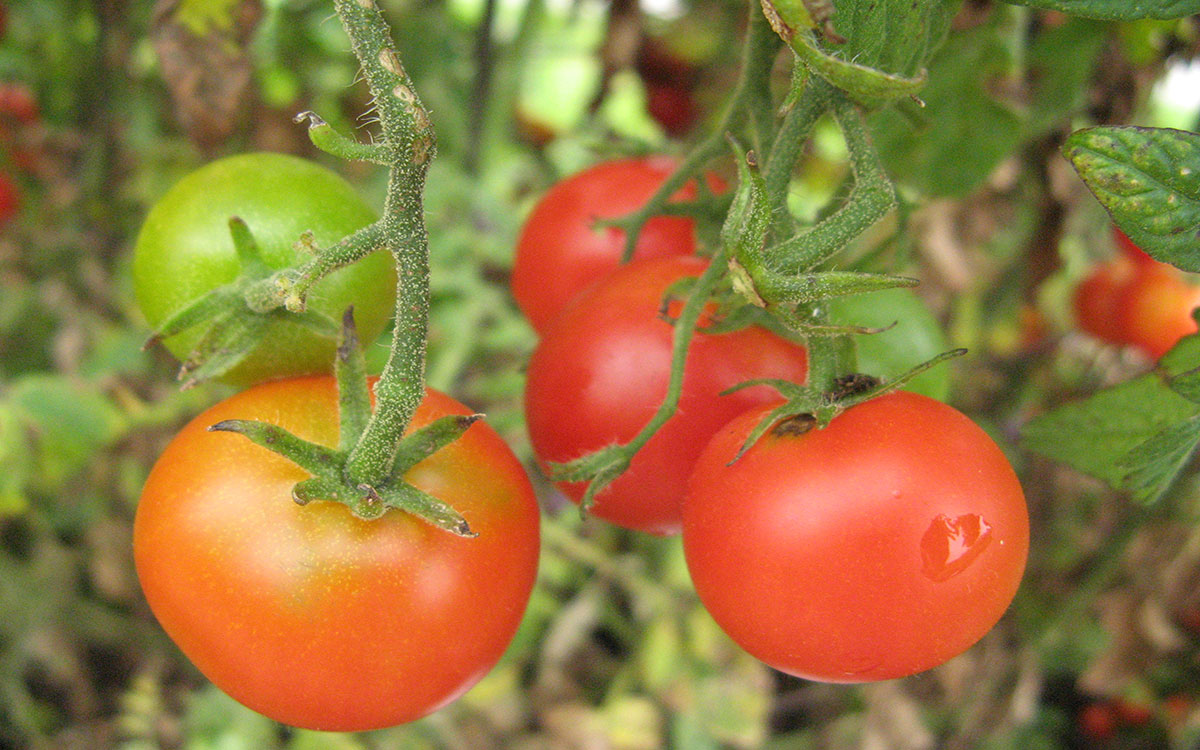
[617,1,781,262]
[329,0,438,488]
[763,74,832,210]
[770,90,895,272]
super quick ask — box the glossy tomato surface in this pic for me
[133,153,397,385]
[511,156,714,332]
[683,392,1028,682]
[524,256,808,535]
[134,378,541,731]
[823,287,951,400]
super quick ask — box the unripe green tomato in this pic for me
[133,153,396,385]
[824,287,951,401]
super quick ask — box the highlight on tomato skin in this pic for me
[681,391,1029,683]
[133,377,541,732]
[523,254,808,535]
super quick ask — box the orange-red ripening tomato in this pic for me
[524,256,808,535]
[134,378,541,732]
[1072,259,1134,343]
[682,392,1028,682]
[1117,264,1200,359]
[511,156,721,332]
[1113,226,1156,266]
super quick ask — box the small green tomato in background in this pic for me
[133,153,397,385]
[824,286,951,400]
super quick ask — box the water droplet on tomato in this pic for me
[921,513,992,582]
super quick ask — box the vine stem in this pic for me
[328,0,438,488]
[617,2,781,262]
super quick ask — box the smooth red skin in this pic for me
[134,378,541,732]
[682,392,1028,682]
[1073,259,1134,343]
[524,256,808,535]
[511,157,707,333]
[1117,264,1200,359]
[0,172,17,227]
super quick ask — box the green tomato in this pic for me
[133,153,396,385]
[824,287,951,401]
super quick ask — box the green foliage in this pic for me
[870,21,1022,197]
[1064,126,1200,272]
[997,0,1200,20]
[1022,350,1200,503]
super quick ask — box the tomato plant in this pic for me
[682,391,1028,682]
[1116,264,1200,359]
[134,377,541,732]
[1113,227,1155,266]
[823,287,951,400]
[1072,232,1200,360]
[510,156,718,332]
[524,255,808,535]
[132,153,397,385]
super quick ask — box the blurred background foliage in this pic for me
[1,0,1200,747]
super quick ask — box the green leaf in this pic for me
[763,0,959,107]
[1027,19,1110,135]
[9,376,125,489]
[1063,127,1200,271]
[832,0,961,81]
[1162,329,1200,402]
[870,23,1024,197]
[1022,373,1200,499]
[997,0,1200,20]
[1120,418,1200,503]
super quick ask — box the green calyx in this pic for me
[208,311,478,537]
[144,218,342,389]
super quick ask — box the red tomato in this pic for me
[682,392,1028,682]
[1117,264,1200,359]
[511,157,718,333]
[1113,226,1156,266]
[1073,258,1134,343]
[0,172,17,227]
[646,82,698,137]
[524,256,808,535]
[135,378,541,731]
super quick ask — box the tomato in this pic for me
[524,256,808,535]
[1073,255,1200,359]
[645,82,698,138]
[1073,258,1134,344]
[134,377,541,731]
[822,287,951,400]
[132,153,397,385]
[1113,226,1156,266]
[511,157,719,333]
[1117,263,1200,359]
[0,172,17,227]
[682,391,1028,681]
